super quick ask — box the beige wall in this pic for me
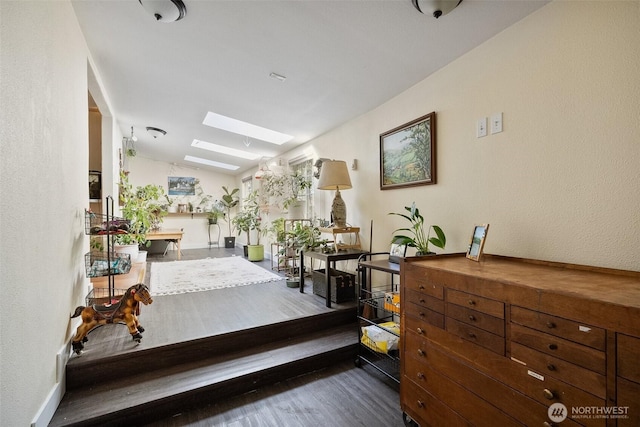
[302,1,640,271]
[0,1,90,425]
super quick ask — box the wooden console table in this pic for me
[299,248,367,307]
[146,229,183,260]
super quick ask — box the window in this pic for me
[289,159,314,219]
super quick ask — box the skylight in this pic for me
[184,155,239,171]
[191,139,260,160]
[203,112,293,145]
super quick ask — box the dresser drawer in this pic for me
[617,377,640,427]
[405,312,442,337]
[508,362,606,427]
[446,317,505,355]
[404,265,445,299]
[401,377,469,427]
[416,342,585,427]
[511,306,605,351]
[404,361,523,426]
[405,288,445,313]
[617,333,640,383]
[406,301,445,329]
[447,302,505,336]
[511,324,606,375]
[447,289,504,319]
[510,342,606,399]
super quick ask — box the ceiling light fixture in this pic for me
[411,0,462,18]
[191,139,261,160]
[138,0,187,23]
[146,126,167,138]
[203,112,293,145]
[184,155,239,171]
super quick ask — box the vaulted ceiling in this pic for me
[73,0,547,174]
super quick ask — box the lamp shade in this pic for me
[317,160,352,190]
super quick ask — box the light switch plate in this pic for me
[491,112,503,134]
[477,117,487,138]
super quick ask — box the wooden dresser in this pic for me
[399,254,640,427]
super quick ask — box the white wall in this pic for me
[126,156,239,248]
[0,1,91,425]
[296,1,639,271]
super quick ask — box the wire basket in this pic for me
[84,251,131,278]
[84,209,131,235]
[86,287,126,307]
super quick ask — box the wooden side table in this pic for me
[319,226,361,252]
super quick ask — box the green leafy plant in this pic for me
[207,200,224,224]
[221,186,239,237]
[261,170,312,211]
[116,171,169,246]
[389,202,446,255]
[232,190,265,245]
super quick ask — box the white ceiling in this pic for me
[73,0,547,175]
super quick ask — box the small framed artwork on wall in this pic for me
[466,224,489,262]
[380,112,436,190]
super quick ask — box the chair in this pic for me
[163,228,184,257]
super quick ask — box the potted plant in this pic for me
[116,171,169,258]
[261,170,311,217]
[389,202,446,255]
[221,186,239,248]
[281,222,329,287]
[206,200,224,224]
[232,190,265,261]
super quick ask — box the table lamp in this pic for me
[317,160,352,228]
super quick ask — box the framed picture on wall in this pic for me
[89,170,101,201]
[168,176,196,196]
[466,224,489,262]
[380,112,436,190]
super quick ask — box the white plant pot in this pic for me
[115,244,139,263]
[137,250,148,263]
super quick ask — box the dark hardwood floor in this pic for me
[61,246,403,426]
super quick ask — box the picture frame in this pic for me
[389,243,407,264]
[380,112,436,190]
[466,224,489,262]
[168,176,196,196]
[89,170,101,201]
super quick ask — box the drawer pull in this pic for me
[546,321,556,329]
[416,327,425,335]
[548,344,558,350]
[417,372,425,380]
[419,298,425,303]
[543,389,555,400]
[417,348,425,357]
[467,332,476,339]
[547,364,556,371]
[419,285,425,290]
[468,314,476,321]
[417,400,425,408]
[543,422,556,427]
[468,299,476,306]
[419,311,425,318]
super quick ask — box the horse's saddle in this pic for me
[92,302,122,321]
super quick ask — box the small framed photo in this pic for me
[389,243,407,264]
[466,224,489,262]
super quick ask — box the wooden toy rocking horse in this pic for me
[70,283,153,354]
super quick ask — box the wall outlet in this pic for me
[477,117,487,138]
[491,112,503,134]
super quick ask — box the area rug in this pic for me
[149,256,283,296]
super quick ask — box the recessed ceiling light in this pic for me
[203,112,293,145]
[184,155,239,171]
[191,139,260,160]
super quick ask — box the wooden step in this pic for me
[66,307,356,390]
[50,322,358,426]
